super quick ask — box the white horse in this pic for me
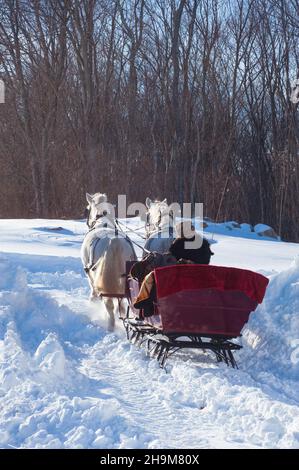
[144,198,176,254]
[81,192,136,330]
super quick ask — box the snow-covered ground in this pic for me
[0,218,299,449]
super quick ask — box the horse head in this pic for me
[144,198,175,239]
[85,192,112,229]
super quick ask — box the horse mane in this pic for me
[92,193,107,204]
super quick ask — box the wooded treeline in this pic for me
[0,0,298,240]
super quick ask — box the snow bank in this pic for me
[0,259,151,449]
[254,224,280,240]
[0,219,299,449]
[241,256,299,384]
[199,219,281,241]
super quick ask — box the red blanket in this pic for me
[154,264,269,304]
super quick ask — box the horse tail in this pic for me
[94,237,127,295]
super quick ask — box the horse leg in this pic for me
[104,297,115,331]
[87,273,98,301]
[118,298,127,320]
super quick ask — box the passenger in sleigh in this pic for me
[131,223,214,317]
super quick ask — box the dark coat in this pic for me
[169,235,214,265]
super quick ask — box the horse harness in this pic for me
[85,205,111,231]
[84,212,148,275]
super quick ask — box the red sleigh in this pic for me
[124,263,269,368]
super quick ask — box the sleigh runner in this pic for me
[124,263,269,368]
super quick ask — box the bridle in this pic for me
[145,211,155,238]
[145,208,174,239]
[85,205,111,231]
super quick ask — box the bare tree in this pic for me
[0,0,298,240]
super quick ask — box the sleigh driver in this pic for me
[130,222,214,317]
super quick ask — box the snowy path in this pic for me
[0,219,299,448]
